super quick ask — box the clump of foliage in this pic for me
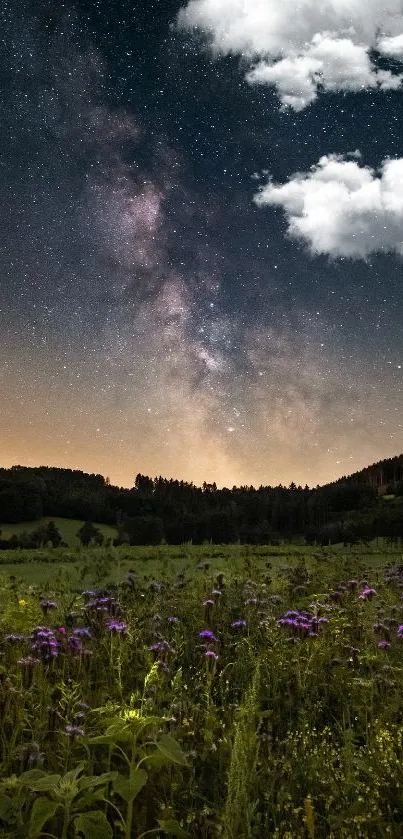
[2,546,403,836]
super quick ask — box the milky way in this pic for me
[1,0,403,488]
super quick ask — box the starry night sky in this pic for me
[2,0,403,489]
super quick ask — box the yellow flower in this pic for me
[18,599,26,607]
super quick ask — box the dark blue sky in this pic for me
[1,0,403,488]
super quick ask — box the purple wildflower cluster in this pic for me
[4,589,127,666]
[107,621,127,633]
[28,624,96,661]
[81,590,130,636]
[65,724,85,740]
[328,579,376,603]
[31,627,59,661]
[85,595,116,614]
[358,586,377,601]
[372,622,403,650]
[278,610,329,639]
[198,628,219,661]
[39,600,58,615]
[231,619,246,629]
[149,640,176,663]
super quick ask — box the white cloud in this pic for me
[178,0,403,109]
[254,154,403,259]
[379,33,403,59]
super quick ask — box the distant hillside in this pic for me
[0,517,118,547]
[340,454,403,494]
[1,456,403,545]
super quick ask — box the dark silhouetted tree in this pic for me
[77,521,102,547]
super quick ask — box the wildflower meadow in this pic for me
[1,544,403,837]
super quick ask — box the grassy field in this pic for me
[0,540,397,586]
[1,543,403,837]
[0,516,118,546]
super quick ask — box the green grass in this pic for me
[0,540,399,588]
[2,543,403,836]
[0,516,118,546]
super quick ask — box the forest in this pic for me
[1,454,403,546]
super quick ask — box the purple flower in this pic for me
[168,616,179,624]
[65,724,84,739]
[107,621,127,633]
[31,627,59,661]
[378,641,391,649]
[205,650,219,660]
[32,640,58,660]
[67,636,85,653]
[199,629,217,641]
[231,620,246,628]
[277,609,328,638]
[32,627,54,639]
[85,596,115,612]
[278,618,296,628]
[40,600,58,614]
[358,587,377,600]
[72,627,92,639]
[149,640,175,659]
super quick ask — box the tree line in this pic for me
[1,456,403,546]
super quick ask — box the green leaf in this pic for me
[23,773,61,792]
[105,723,132,742]
[63,762,85,783]
[74,790,107,810]
[157,818,189,837]
[136,714,162,729]
[20,769,48,784]
[90,722,132,745]
[28,798,59,837]
[0,794,14,823]
[155,735,188,766]
[143,751,170,770]
[79,772,117,791]
[74,810,113,839]
[112,768,147,802]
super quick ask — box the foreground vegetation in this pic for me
[1,544,403,837]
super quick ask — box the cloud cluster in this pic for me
[178,0,403,109]
[254,154,403,259]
